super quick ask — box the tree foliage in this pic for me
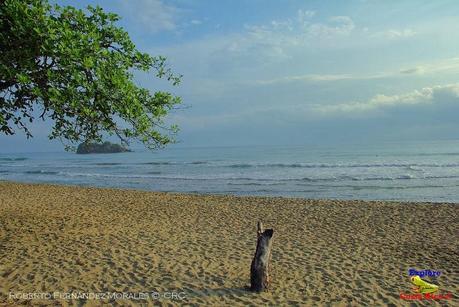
[0,0,182,150]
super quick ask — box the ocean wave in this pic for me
[406,165,424,171]
[39,160,459,169]
[228,182,284,186]
[227,163,252,168]
[225,174,459,183]
[351,184,450,190]
[60,172,163,179]
[345,174,416,181]
[17,170,459,183]
[411,152,459,156]
[0,157,28,162]
[225,162,459,169]
[302,174,459,182]
[139,161,210,166]
[140,162,174,165]
[25,170,59,175]
[425,175,459,179]
[306,184,450,190]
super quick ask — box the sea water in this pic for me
[1,140,459,202]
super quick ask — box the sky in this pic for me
[2,0,459,152]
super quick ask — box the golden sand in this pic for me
[0,181,457,306]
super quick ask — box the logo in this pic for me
[400,269,452,301]
[408,268,441,278]
[410,275,438,294]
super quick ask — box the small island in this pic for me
[76,141,131,154]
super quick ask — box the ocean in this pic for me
[1,140,459,202]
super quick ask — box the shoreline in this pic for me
[1,181,457,305]
[1,179,457,205]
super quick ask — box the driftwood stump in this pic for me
[250,221,274,292]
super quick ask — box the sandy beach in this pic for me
[0,181,457,306]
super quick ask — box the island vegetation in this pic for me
[76,141,131,154]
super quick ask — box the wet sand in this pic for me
[0,181,457,306]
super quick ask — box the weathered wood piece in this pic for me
[250,221,274,292]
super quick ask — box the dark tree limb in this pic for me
[250,221,274,292]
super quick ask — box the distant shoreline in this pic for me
[1,179,457,205]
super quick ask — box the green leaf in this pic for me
[0,0,182,151]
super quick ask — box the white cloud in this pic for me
[190,19,202,25]
[297,9,316,24]
[255,56,459,85]
[157,8,432,82]
[152,8,459,114]
[255,74,354,85]
[168,83,459,144]
[120,0,179,32]
[399,67,424,74]
[308,16,355,37]
[253,14,355,40]
[254,72,390,85]
[372,28,416,40]
[400,57,459,75]
[225,14,357,62]
[203,84,459,125]
[313,84,459,115]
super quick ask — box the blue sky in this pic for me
[2,0,459,152]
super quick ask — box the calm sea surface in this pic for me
[1,140,459,202]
